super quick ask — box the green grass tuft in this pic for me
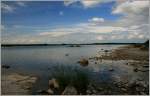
[49,65,89,94]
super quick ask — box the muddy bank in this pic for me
[90,45,149,61]
[1,72,37,95]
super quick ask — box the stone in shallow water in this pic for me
[77,58,89,66]
[37,90,49,95]
[109,68,114,71]
[121,88,127,92]
[49,78,59,88]
[133,68,138,72]
[2,65,10,69]
[47,88,54,94]
[65,54,69,56]
[62,86,77,95]
[142,65,149,68]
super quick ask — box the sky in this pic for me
[1,0,149,44]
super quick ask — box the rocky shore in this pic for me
[1,44,149,95]
[1,72,37,95]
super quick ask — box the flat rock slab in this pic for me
[1,73,37,95]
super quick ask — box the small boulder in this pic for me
[143,65,149,68]
[47,88,54,94]
[77,58,89,66]
[49,78,59,88]
[104,50,109,52]
[75,45,81,47]
[62,86,77,95]
[109,68,114,71]
[134,68,138,72]
[2,65,10,69]
[65,54,69,56]
[37,90,49,95]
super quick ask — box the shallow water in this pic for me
[1,45,119,74]
[1,45,149,94]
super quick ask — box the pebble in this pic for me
[142,65,149,67]
[109,68,114,71]
[62,86,77,95]
[47,88,54,94]
[2,65,10,69]
[37,90,49,95]
[133,68,138,72]
[65,54,69,56]
[49,78,59,88]
[121,88,127,91]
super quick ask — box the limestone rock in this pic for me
[62,86,77,95]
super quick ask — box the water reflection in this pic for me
[1,45,149,94]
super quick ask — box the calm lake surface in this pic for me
[2,45,148,94]
[2,45,121,74]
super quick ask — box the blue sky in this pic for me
[1,0,149,44]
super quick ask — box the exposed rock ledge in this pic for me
[1,73,37,95]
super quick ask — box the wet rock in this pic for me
[69,45,74,47]
[137,78,144,81]
[47,88,54,94]
[140,92,146,95]
[86,90,92,94]
[77,58,89,66]
[75,45,81,47]
[109,68,114,71]
[142,65,149,68]
[97,87,103,91]
[62,86,77,95]
[133,68,138,72]
[121,88,127,91]
[65,54,69,56]
[37,90,49,95]
[69,45,81,47]
[2,65,10,69]
[49,78,59,88]
[37,88,56,95]
[92,89,97,94]
[104,50,109,52]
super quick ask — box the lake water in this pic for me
[1,45,149,94]
[1,45,120,74]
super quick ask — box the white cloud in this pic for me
[16,1,26,7]
[112,0,149,15]
[111,0,149,42]
[13,25,24,28]
[96,36,104,40]
[80,1,102,8]
[64,0,78,6]
[1,3,15,12]
[138,34,144,39]
[1,2,27,13]
[37,20,126,39]
[39,31,71,37]
[2,0,149,44]
[64,0,115,8]
[88,17,104,23]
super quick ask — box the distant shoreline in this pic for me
[1,43,143,47]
